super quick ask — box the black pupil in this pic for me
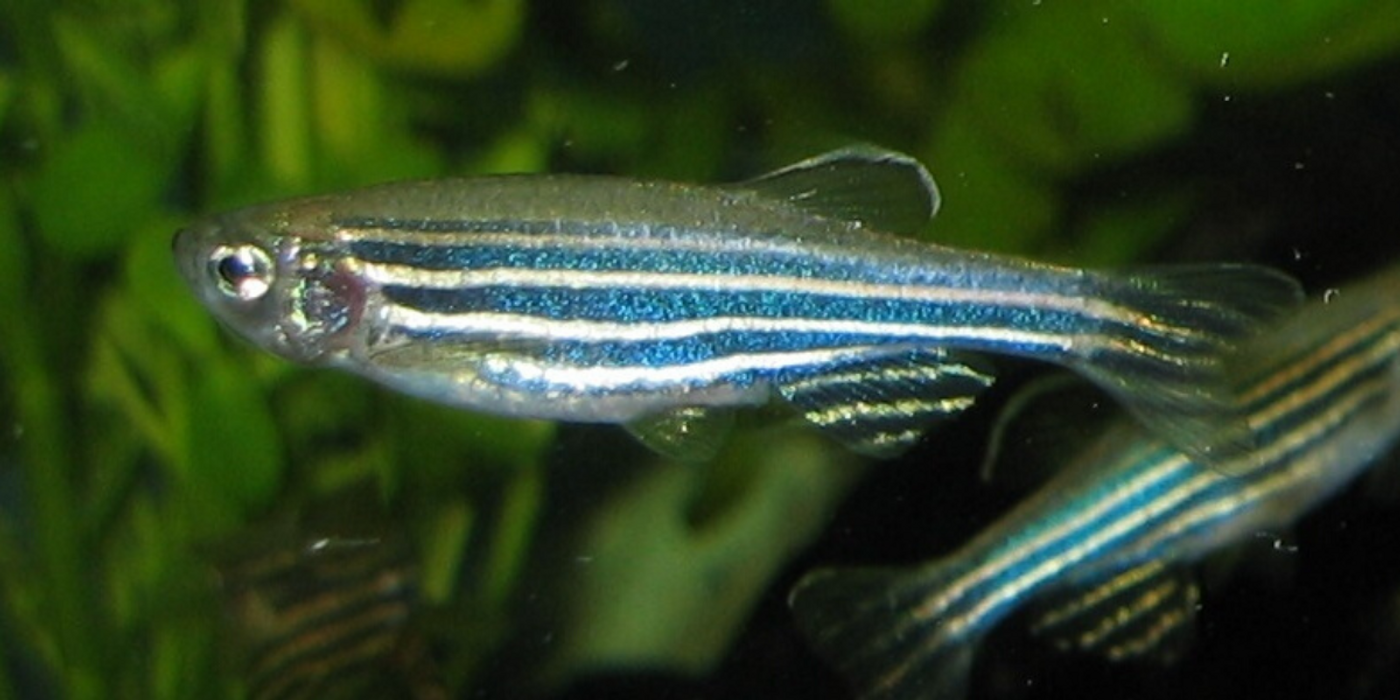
[218,253,253,285]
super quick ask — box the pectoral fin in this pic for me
[625,406,736,465]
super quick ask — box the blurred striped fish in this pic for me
[173,147,1299,462]
[790,264,1400,699]
[218,534,437,700]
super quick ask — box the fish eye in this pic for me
[209,244,274,301]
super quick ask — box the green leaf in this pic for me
[258,14,313,187]
[126,216,220,358]
[528,85,653,164]
[955,2,1193,174]
[186,362,284,518]
[292,0,526,77]
[32,122,166,258]
[827,0,943,41]
[0,70,13,128]
[152,45,206,143]
[925,111,1058,254]
[386,395,555,481]
[420,499,475,605]
[1134,0,1400,86]
[51,13,187,157]
[539,426,864,682]
[1071,191,1194,268]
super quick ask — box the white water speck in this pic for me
[1256,530,1299,553]
[612,59,630,72]
[1219,52,1230,68]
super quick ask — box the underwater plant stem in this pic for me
[259,13,312,187]
[483,463,544,609]
[0,198,106,698]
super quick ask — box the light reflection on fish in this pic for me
[789,265,1400,699]
[173,147,1298,461]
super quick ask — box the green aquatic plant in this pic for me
[0,1,1397,698]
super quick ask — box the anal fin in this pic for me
[1030,560,1200,665]
[775,348,995,458]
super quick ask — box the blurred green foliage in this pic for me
[0,1,1397,699]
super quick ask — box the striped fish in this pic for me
[789,264,1400,699]
[217,534,437,700]
[173,147,1299,461]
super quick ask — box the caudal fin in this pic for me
[789,564,977,700]
[1078,264,1302,472]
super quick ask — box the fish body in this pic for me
[790,265,1400,699]
[174,148,1298,459]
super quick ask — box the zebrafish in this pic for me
[789,264,1400,699]
[173,147,1298,461]
[217,533,437,700]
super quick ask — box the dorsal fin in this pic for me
[732,146,940,235]
[1030,560,1200,665]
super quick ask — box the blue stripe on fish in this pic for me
[378,284,1089,333]
[348,233,1061,288]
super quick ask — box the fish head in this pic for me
[174,201,368,365]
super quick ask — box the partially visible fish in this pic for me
[173,147,1299,462]
[789,264,1400,699]
[217,533,439,700]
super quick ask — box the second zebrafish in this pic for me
[790,263,1400,699]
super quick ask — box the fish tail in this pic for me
[1077,264,1302,469]
[789,563,978,700]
